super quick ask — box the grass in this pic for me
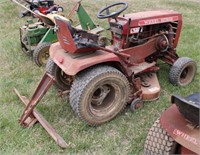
[0,0,199,154]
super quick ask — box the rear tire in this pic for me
[33,42,51,66]
[144,119,178,155]
[169,57,196,86]
[69,65,130,126]
[46,58,72,90]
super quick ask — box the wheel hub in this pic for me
[59,71,73,86]
[92,85,111,106]
[180,67,188,79]
[40,50,49,64]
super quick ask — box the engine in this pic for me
[109,9,181,54]
[110,21,178,51]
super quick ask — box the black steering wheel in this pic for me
[97,2,128,19]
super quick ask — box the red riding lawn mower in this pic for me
[14,2,197,148]
[19,0,63,17]
[144,92,200,154]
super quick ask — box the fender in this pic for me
[49,42,121,75]
[160,104,200,154]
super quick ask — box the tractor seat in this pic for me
[54,16,99,53]
[64,19,75,36]
[171,93,200,125]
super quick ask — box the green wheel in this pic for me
[69,65,130,126]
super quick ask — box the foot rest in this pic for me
[89,26,104,34]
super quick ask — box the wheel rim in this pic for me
[180,63,195,84]
[88,81,121,118]
[130,99,143,111]
[134,101,143,109]
[38,47,49,65]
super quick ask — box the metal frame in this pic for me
[14,73,68,148]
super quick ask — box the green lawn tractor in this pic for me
[20,19,54,65]
[20,0,104,66]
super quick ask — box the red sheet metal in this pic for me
[49,42,121,75]
[160,104,200,154]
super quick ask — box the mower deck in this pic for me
[141,72,160,101]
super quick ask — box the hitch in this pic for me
[14,73,68,148]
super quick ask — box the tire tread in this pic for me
[69,65,130,126]
[169,57,196,86]
[144,119,177,155]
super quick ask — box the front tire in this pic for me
[46,58,72,90]
[169,57,196,86]
[69,65,130,126]
[144,119,178,155]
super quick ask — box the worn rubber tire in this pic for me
[57,6,64,12]
[33,42,51,66]
[169,57,196,86]
[130,98,143,112]
[144,119,178,155]
[46,58,72,90]
[69,65,130,126]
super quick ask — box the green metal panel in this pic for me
[39,28,58,44]
[77,4,96,30]
[27,25,48,45]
